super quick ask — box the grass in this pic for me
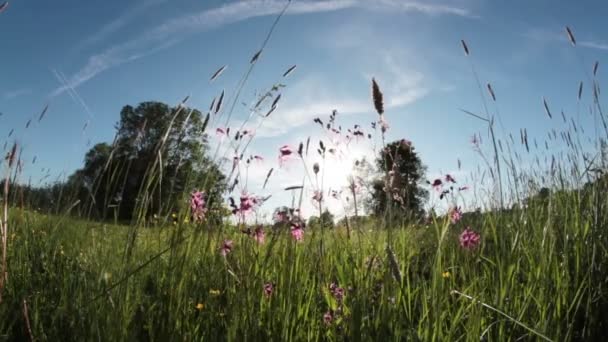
[1,184,607,341]
[1,4,607,340]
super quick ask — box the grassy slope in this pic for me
[1,180,607,342]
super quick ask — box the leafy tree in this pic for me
[69,101,225,221]
[307,210,335,230]
[368,140,428,221]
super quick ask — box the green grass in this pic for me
[1,183,607,341]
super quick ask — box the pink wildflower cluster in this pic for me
[290,222,304,242]
[459,227,481,249]
[449,206,462,224]
[263,282,274,298]
[427,173,468,200]
[190,190,207,222]
[220,239,233,256]
[329,282,345,302]
[229,191,262,218]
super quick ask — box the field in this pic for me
[2,2,608,341]
[1,183,607,341]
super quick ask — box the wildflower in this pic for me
[471,134,481,148]
[329,282,345,302]
[442,271,451,278]
[216,127,226,137]
[234,191,260,217]
[263,282,274,298]
[312,190,323,204]
[253,226,266,244]
[253,155,264,162]
[273,209,289,224]
[449,206,462,224]
[323,311,333,325]
[379,114,389,133]
[445,174,456,183]
[430,178,442,190]
[278,145,294,166]
[400,139,412,148]
[459,227,481,249]
[190,190,207,222]
[195,303,204,310]
[290,223,304,242]
[220,240,233,256]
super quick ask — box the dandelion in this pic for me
[290,223,304,242]
[253,226,265,244]
[263,282,274,298]
[195,303,204,310]
[459,227,480,249]
[449,206,462,224]
[220,240,233,256]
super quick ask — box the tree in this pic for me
[69,101,225,221]
[307,210,335,230]
[368,140,427,221]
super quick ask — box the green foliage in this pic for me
[68,101,225,222]
[368,140,428,221]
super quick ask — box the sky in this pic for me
[1,0,607,221]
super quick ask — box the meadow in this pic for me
[2,3,608,341]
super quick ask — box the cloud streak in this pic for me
[52,0,473,97]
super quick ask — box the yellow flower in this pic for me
[172,213,177,218]
[209,289,221,296]
[442,271,451,279]
[184,218,190,224]
[195,303,204,310]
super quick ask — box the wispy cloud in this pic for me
[580,40,608,51]
[3,88,32,100]
[51,0,473,97]
[524,27,608,52]
[75,0,168,52]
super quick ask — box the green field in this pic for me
[1,182,607,341]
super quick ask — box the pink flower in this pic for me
[450,206,462,224]
[445,174,456,183]
[253,226,265,244]
[263,282,273,298]
[379,114,389,133]
[190,190,207,222]
[279,145,294,166]
[290,223,304,242]
[329,282,345,302]
[220,239,233,256]
[253,155,264,162]
[273,210,289,224]
[459,227,480,249]
[323,311,333,325]
[312,190,323,204]
[216,127,227,137]
[235,191,260,217]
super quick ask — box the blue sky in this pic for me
[1,0,607,219]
